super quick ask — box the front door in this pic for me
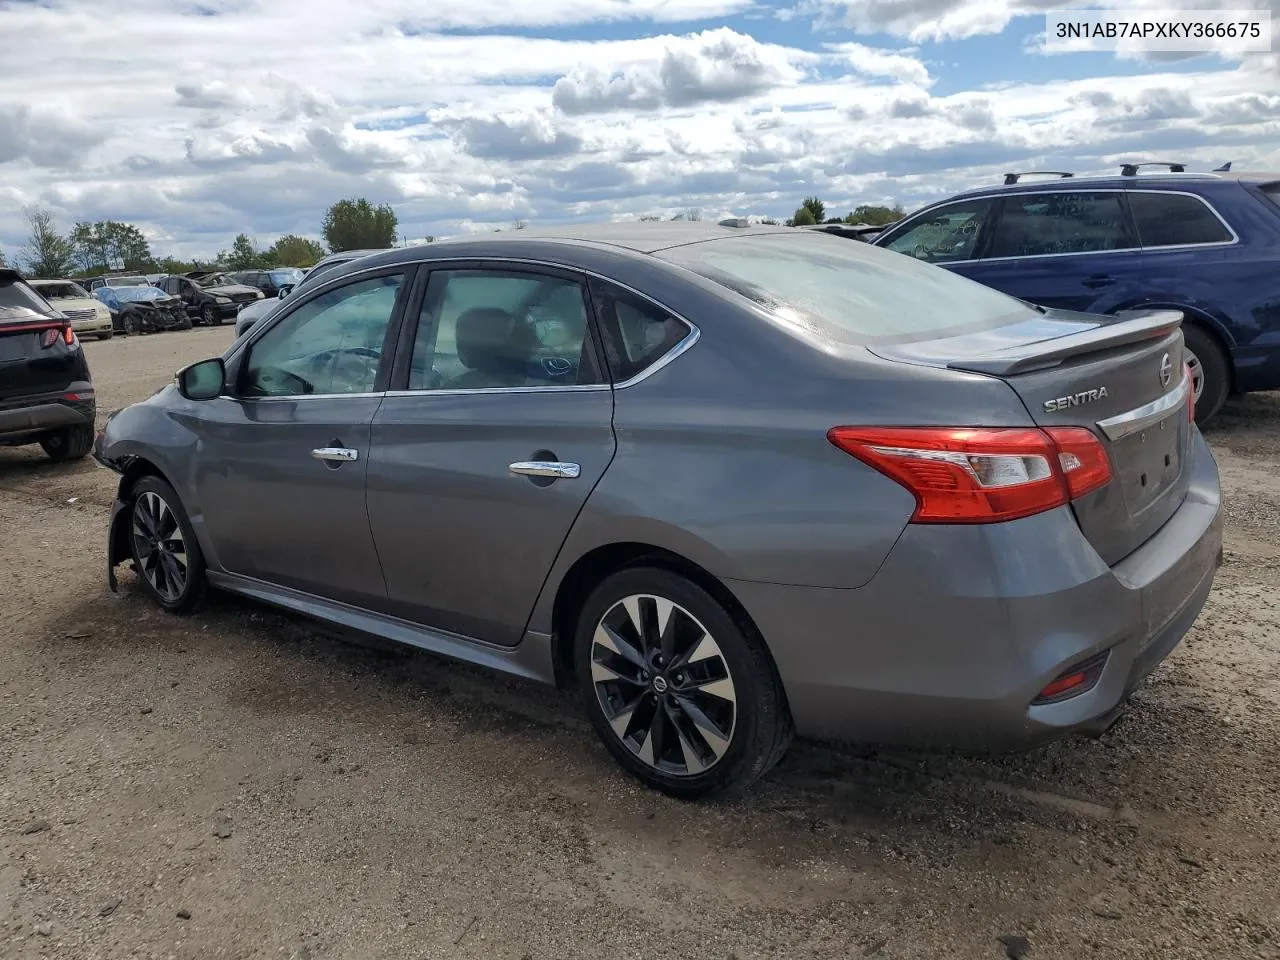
[366,264,616,646]
[188,268,411,608]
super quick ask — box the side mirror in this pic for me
[278,284,294,299]
[176,357,226,400]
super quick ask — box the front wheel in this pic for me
[574,567,793,800]
[126,476,207,614]
[1183,325,1230,425]
[98,329,113,340]
[201,304,217,326]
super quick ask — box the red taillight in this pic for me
[39,324,75,348]
[827,425,1113,524]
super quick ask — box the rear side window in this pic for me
[654,232,1033,344]
[987,192,1136,258]
[1128,192,1233,247]
[588,280,689,381]
[1261,183,1280,211]
[0,279,58,321]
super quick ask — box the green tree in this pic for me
[225,233,263,270]
[321,197,397,253]
[268,234,326,267]
[788,206,817,226]
[845,204,906,227]
[801,196,825,223]
[20,206,75,278]
[69,220,154,273]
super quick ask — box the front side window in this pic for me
[1128,192,1233,247]
[407,269,600,390]
[880,198,996,264]
[239,272,403,397]
[987,192,1137,258]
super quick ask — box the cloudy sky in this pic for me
[0,0,1276,262]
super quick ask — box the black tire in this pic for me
[121,310,138,336]
[574,566,793,800]
[126,475,207,614]
[98,330,113,340]
[39,423,94,462]
[1183,324,1230,425]
[201,304,217,326]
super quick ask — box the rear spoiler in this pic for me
[946,308,1185,376]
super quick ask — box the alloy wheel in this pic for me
[131,491,188,602]
[590,594,737,777]
[1185,348,1204,402]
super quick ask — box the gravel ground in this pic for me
[1,326,1278,960]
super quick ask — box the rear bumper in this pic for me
[728,429,1224,753]
[0,393,96,440]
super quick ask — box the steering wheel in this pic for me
[912,244,931,260]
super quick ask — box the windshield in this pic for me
[98,286,167,306]
[200,273,236,287]
[107,276,149,286]
[653,232,1034,344]
[1261,182,1280,211]
[31,280,91,299]
[269,268,305,285]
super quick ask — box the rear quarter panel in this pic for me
[524,276,1048,635]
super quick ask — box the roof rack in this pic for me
[1119,161,1186,176]
[1002,171,1074,185]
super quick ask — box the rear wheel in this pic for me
[39,423,94,462]
[574,567,793,800]
[1183,324,1229,425]
[126,476,206,614]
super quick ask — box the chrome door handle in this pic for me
[312,447,359,462]
[509,460,580,479]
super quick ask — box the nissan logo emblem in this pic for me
[1159,353,1172,388]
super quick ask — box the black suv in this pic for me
[0,269,96,462]
[159,272,264,326]
[227,267,306,299]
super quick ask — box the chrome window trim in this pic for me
[383,255,701,396]
[1095,371,1191,441]
[878,188,1239,264]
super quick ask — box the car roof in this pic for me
[362,222,795,262]
[945,169,1280,203]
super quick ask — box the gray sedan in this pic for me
[93,222,1224,799]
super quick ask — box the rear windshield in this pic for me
[653,232,1034,344]
[31,281,90,299]
[0,279,59,321]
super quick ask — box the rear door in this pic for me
[965,190,1148,313]
[365,263,616,646]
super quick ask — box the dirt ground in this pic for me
[2,326,1278,960]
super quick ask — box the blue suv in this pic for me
[871,164,1280,423]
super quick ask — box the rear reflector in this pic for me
[1032,650,1110,704]
[827,425,1113,523]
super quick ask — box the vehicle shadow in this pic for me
[41,573,1264,853]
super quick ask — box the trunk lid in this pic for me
[869,306,1192,565]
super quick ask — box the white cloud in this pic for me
[0,0,1277,262]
